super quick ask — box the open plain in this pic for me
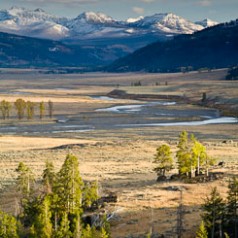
[0,69,237,237]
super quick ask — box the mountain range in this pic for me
[3,6,235,70]
[0,7,218,41]
[107,20,238,72]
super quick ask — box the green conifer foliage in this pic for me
[202,187,225,238]
[0,210,19,238]
[55,154,84,214]
[153,144,173,177]
[33,195,53,238]
[16,162,35,197]
[42,161,56,194]
[83,181,99,209]
[225,177,238,237]
[196,220,208,238]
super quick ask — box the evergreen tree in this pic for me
[81,224,93,238]
[16,162,35,198]
[100,227,110,238]
[0,209,19,238]
[225,177,238,238]
[55,154,84,213]
[22,196,42,228]
[153,144,173,177]
[83,181,99,209]
[26,196,52,238]
[42,160,56,194]
[15,99,26,120]
[224,233,230,238]
[54,154,84,237]
[32,195,52,238]
[196,220,208,238]
[54,211,71,238]
[202,187,225,238]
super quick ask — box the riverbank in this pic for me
[107,89,238,117]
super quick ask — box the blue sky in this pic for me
[1,0,237,22]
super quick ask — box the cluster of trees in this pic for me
[226,66,238,80]
[131,81,142,86]
[0,99,53,120]
[197,178,238,238]
[0,154,110,238]
[153,131,215,180]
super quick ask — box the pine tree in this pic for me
[196,220,208,238]
[81,224,93,238]
[54,211,71,238]
[225,177,238,237]
[55,154,84,213]
[153,144,173,177]
[100,227,110,238]
[0,209,19,238]
[33,195,53,238]
[83,181,99,209]
[16,162,35,198]
[42,160,56,194]
[54,154,84,237]
[202,187,225,238]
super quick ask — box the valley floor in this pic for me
[0,69,237,237]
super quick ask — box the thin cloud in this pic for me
[197,0,212,7]
[19,0,98,4]
[140,0,155,3]
[132,6,145,14]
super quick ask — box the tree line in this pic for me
[0,99,53,120]
[154,131,238,238]
[197,179,238,238]
[226,66,238,80]
[0,154,110,238]
[153,131,215,180]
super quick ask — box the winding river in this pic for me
[0,96,236,135]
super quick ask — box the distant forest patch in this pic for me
[226,66,238,80]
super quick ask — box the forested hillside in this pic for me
[107,20,238,72]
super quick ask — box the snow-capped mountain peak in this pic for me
[195,18,219,28]
[130,12,203,34]
[0,7,69,39]
[75,11,114,24]
[126,16,144,23]
[0,7,218,41]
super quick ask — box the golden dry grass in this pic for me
[0,137,237,237]
[0,69,237,237]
